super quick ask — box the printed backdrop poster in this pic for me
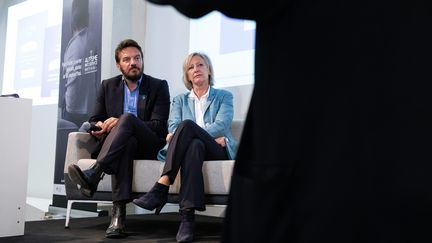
[52,0,102,209]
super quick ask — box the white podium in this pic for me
[0,97,32,237]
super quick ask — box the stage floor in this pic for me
[2,212,223,242]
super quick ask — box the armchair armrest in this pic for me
[64,132,99,173]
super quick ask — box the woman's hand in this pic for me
[166,133,174,143]
[215,136,226,147]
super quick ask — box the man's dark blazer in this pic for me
[148,1,432,242]
[89,74,170,139]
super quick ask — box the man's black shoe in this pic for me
[105,202,127,238]
[68,163,103,197]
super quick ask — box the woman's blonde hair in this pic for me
[182,52,214,90]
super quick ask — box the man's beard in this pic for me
[121,66,143,82]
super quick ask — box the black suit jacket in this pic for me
[89,74,170,138]
[148,1,432,243]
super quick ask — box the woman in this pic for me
[133,52,237,242]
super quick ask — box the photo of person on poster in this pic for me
[52,0,102,210]
[59,0,101,128]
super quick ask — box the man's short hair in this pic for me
[115,39,144,63]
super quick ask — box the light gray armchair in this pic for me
[63,119,244,228]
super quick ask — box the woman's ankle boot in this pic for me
[176,209,195,242]
[105,201,127,238]
[133,182,169,214]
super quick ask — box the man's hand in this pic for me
[90,117,119,139]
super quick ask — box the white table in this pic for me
[0,97,32,237]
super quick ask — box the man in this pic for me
[146,1,432,242]
[68,39,170,238]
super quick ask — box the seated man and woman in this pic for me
[68,48,236,241]
[133,52,237,242]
